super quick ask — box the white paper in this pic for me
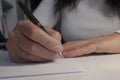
[0,50,84,79]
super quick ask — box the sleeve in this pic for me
[33,0,57,28]
[115,30,120,34]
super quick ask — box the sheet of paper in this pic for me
[0,50,84,79]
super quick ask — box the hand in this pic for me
[63,33,120,58]
[6,20,63,63]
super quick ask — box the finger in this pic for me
[63,43,97,58]
[45,26,61,41]
[6,32,30,63]
[63,36,103,51]
[7,32,49,62]
[15,30,57,60]
[17,20,63,52]
[63,40,90,51]
[15,45,49,62]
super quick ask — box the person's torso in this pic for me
[34,0,120,42]
[61,0,120,42]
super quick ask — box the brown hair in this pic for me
[55,0,120,15]
[31,0,120,15]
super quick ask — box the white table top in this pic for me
[0,50,120,80]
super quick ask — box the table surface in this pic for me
[0,50,120,80]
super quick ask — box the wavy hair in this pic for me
[55,0,120,15]
[106,0,120,15]
[31,0,120,15]
[54,0,80,13]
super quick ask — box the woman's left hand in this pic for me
[63,33,120,58]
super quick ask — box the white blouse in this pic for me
[34,0,120,42]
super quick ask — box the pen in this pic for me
[18,1,64,58]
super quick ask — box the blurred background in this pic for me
[0,0,41,44]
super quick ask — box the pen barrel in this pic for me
[18,1,48,33]
[36,23,49,33]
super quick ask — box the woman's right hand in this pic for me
[6,20,63,63]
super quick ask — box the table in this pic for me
[0,50,120,80]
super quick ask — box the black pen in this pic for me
[18,1,64,58]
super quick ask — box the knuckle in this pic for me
[17,20,35,36]
[16,21,23,27]
[54,31,60,35]
[16,20,28,29]
[53,31,61,38]
[16,20,31,27]
[27,28,38,37]
[23,27,37,39]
